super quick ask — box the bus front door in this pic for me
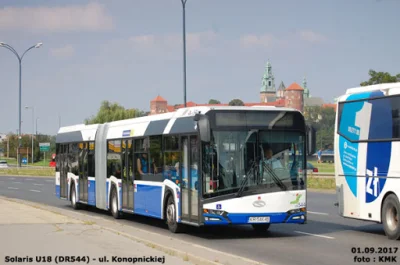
[180,135,200,224]
[122,139,134,211]
[60,144,68,199]
[78,143,88,203]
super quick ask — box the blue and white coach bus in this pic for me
[334,82,400,240]
[55,106,309,233]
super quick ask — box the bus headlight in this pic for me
[203,209,225,216]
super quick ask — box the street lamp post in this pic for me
[0,42,43,167]
[181,0,188,107]
[25,106,34,164]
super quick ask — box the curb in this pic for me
[0,196,267,265]
[0,174,53,179]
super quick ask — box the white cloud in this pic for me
[128,30,219,55]
[0,3,114,32]
[239,34,278,48]
[297,30,327,43]
[239,30,328,48]
[50,45,75,59]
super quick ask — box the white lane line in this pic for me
[10,178,15,180]
[294,231,335,239]
[8,187,18,190]
[29,189,41,193]
[45,180,53,182]
[12,181,22,184]
[33,183,43,186]
[308,211,329,216]
[25,179,34,181]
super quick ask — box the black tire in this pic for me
[251,223,271,232]
[110,186,121,219]
[70,183,79,210]
[165,195,184,233]
[382,194,400,240]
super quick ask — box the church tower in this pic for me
[302,76,310,98]
[260,60,276,102]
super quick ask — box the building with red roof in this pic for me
[149,60,334,115]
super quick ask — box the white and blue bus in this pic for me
[55,106,309,233]
[334,82,400,240]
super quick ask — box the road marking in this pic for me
[29,189,41,193]
[33,183,43,186]
[308,211,329,216]
[25,179,33,181]
[12,181,22,184]
[8,187,18,190]
[294,231,335,239]
[45,180,53,182]
[10,178,15,180]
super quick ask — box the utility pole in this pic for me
[0,42,43,167]
[181,0,188,107]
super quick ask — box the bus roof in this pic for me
[58,105,299,133]
[56,105,302,142]
[337,82,400,102]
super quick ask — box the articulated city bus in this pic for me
[55,106,310,233]
[334,82,400,240]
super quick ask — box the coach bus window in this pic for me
[88,142,95,178]
[163,136,180,183]
[107,140,122,179]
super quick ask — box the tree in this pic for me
[360,70,400,86]
[228,99,244,106]
[84,100,146,124]
[304,105,335,149]
[208,99,221,104]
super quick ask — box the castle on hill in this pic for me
[149,60,334,115]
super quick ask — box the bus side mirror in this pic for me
[194,114,210,142]
[306,125,316,156]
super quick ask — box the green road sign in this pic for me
[39,142,50,152]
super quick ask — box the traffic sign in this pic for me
[22,158,27,164]
[39,142,50,152]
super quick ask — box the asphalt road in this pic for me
[1,176,399,265]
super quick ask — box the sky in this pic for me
[0,0,399,136]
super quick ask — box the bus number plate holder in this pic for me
[248,216,270,223]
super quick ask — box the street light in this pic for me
[25,106,34,164]
[181,0,188,107]
[0,42,43,167]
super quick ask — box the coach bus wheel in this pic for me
[251,223,270,232]
[382,194,400,240]
[110,187,121,219]
[166,196,183,233]
[71,183,79,210]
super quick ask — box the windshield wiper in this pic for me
[262,162,287,191]
[236,160,257,197]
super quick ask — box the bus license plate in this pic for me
[248,216,270,223]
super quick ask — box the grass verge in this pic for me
[0,167,54,177]
[307,176,335,190]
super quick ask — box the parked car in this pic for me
[0,160,8,168]
[288,161,318,174]
[300,162,318,174]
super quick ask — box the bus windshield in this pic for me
[202,129,305,198]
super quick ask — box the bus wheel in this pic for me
[71,183,79,210]
[110,186,121,219]
[382,194,400,240]
[166,196,183,233]
[251,223,270,232]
